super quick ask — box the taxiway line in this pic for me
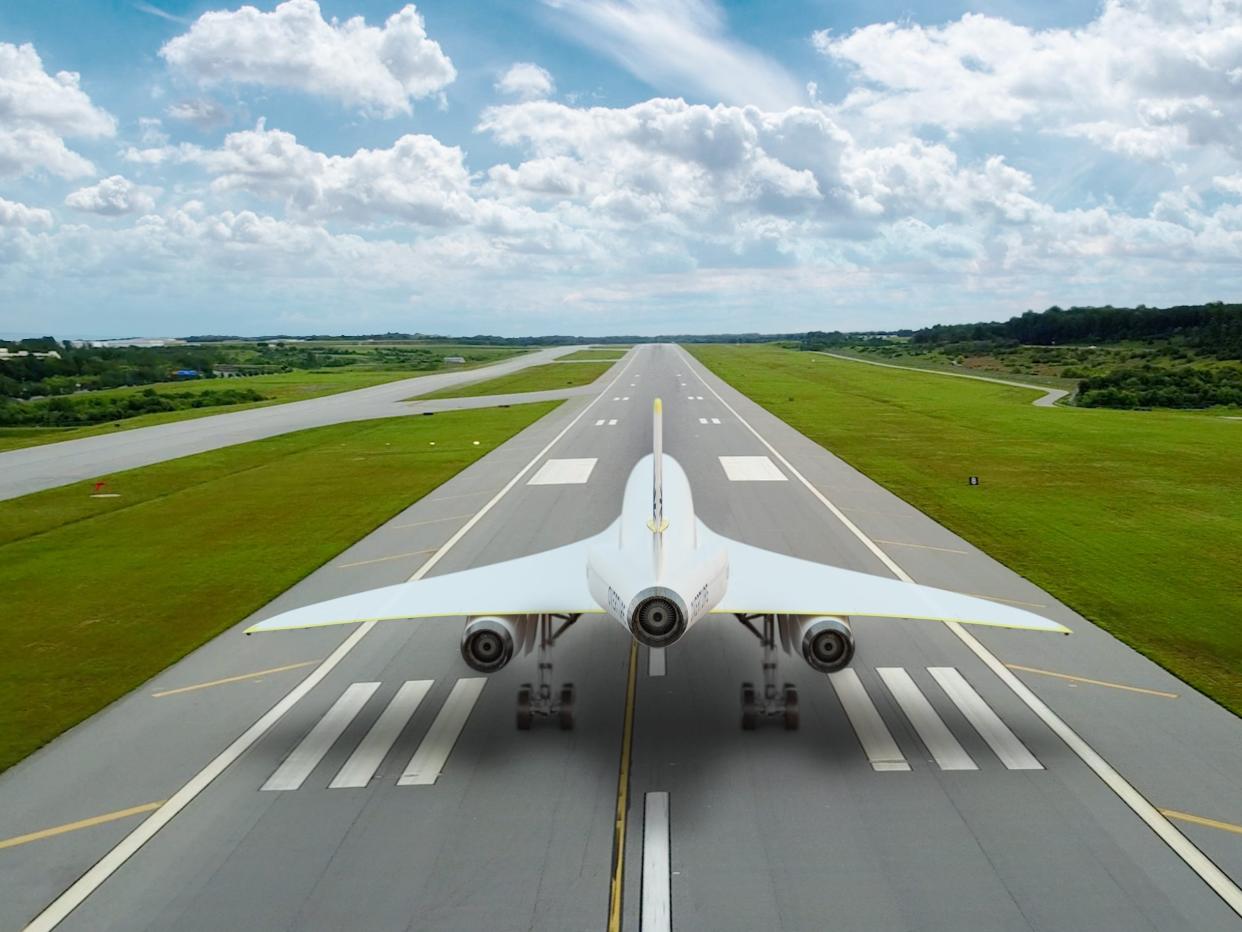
[678,345,1242,918]
[150,661,320,698]
[337,548,436,569]
[607,640,640,932]
[1006,663,1179,699]
[1161,810,1242,837]
[0,803,164,852]
[24,351,641,932]
[873,539,968,555]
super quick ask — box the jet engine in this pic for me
[790,615,854,673]
[628,589,688,648]
[461,615,532,673]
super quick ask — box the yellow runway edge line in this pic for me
[0,803,164,851]
[607,640,640,932]
[1161,810,1242,837]
[1006,663,1179,699]
[151,661,321,698]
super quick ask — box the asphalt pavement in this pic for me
[2,344,1239,931]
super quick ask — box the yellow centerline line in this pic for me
[151,661,321,698]
[0,802,164,851]
[390,513,474,529]
[1161,809,1242,836]
[873,539,968,554]
[1006,663,1179,699]
[607,640,640,932]
[337,548,437,568]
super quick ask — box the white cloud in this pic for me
[496,62,555,101]
[813,1,1242,163]
[0,42,116,178]
[160,0,456,117]
[543,0,803,110]
[0,196,53,230]
[166,98,230,129]
[65,175,158,216]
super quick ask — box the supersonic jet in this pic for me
[248,400,1069,729]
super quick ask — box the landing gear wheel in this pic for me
[783,684,800,731]
[741,683,757,730]
[516,685,533,730]
[559,683,576,730]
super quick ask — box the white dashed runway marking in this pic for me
[718,455,787,481]
[528,458,598,485]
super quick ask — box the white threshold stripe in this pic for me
[828,669,909,772]
[878,668,976,771]
[399,678,487,786]
[929,667,1042,771]
[677,346,1242,918]
[26,353,643,932]
[642,792,672,932]
[261,682,379,791]
[595,419,605,426]
[698,418,707,424]
[609,419,618,426]
[329,680,433,789]
[649,647,666,677]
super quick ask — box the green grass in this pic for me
[688,344,1242,715]
[0,346,528,453]
[413,361,614,400]
[558,350,628,361]
[816,347,1079,392]
[0,402,558,773]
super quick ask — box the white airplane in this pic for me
[249,399,1069,729]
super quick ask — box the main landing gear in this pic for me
[736,614,799,731]
[516,613,580,731]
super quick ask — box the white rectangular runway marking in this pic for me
[878,668,976,771]
[828,670,910,772]
[399,678,486,786]
[262,682,379,791]
[609,419,618,426]
[649,647,666,677]
[642,792,672,932]
[595,419,605,426]
[330,680,433,788]
[718,455,787,482]
[710,418,721,424]
[698,417,708,425]
[528,458,597,485]
[929,668,1042,770]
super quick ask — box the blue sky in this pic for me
[1,0,1240,338]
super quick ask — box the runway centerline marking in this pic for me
[331,680,433,789]
[678,345,1242,918]
[878,667,977,771]
[262,682,379,791]
[874,539,968,555]
[0,803,165,851]
[337,548,437,568]
[151,661,320,698]
[649,647,666,677]
[26,350,643,932]
[1006,663,1179,699]
[528,457,598,485]
[1161,809,1242,837]
[399,678,486,786]
[642,792,672,932]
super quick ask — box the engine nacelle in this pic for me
[791,615,854,673]
[628,588,688,648]
[461,615,528,673]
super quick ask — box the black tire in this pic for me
[741,683,757,730]
[559,684,575,730]
[517,685,533,730]
[783,685,800,730]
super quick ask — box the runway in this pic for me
[2,344,1240,931]
[0,346,577,502]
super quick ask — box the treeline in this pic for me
[186,332,820,346]
[912,303,1242,358]
[1078,366,1242,409]
[0,387,268,427]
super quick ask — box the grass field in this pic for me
[0,401,558,773]
[558,350,628,361]
[0,345,528,454]
[688,344,1242,715]
[414,361,613,400]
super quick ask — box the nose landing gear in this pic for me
[516,613,579,730]
[737,614,799,730]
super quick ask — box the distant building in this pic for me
[0,348,61,360]
[443,355,466,364]
[80,338,186,348]
[172,369,200,379]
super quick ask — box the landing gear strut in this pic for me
[736,614,799,730]
[517,613,579,730]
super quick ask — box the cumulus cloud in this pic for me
[166,98,230,129]
[0,42,116,178]
[65,175,158,216]
[813,1,1242,162]
[0,196,53,230]
[543,0,803,109]
[159,0,456,117]
[496,62,555,101]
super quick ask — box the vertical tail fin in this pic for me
[648,398,666,534]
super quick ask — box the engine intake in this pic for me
[795,616,854,673]
[461,616,520,673]
[629,591,687,648]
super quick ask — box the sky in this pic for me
[1,0,1241,338]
